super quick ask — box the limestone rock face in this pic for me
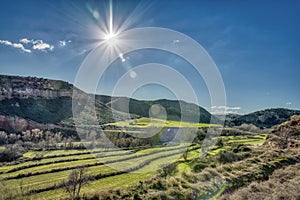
[0,75,76,100]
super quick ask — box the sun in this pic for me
[104,32,117,40]
[103,32,120,48]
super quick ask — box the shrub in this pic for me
[222,163,300,200]
[193,163,208,172]
[215,151,241,164]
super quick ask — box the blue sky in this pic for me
[0,0,299,114]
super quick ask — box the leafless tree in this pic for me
[63,167,91,199]
[0,131,8,145]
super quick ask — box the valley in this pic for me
[0,75,299,200]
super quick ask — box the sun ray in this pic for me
[109,0,113,34]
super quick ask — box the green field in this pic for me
[0,120,269,200]
[0,143,194,199]
[105,117,217,128]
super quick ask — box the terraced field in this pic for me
[0,144,195,199]
[0,128,269,200]
[208,134,268,156]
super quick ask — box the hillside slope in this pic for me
[0,74,215,132]
[227,108,300,128]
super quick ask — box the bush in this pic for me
[215,151,241,164]
[193,163,208,172]
[222,163,300,200]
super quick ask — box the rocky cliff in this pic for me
[0,75,82,133]
[0,75,74,100]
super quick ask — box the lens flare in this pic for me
[104,32,117,40]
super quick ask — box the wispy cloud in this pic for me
[20,38,32,44]
[0,39,31,53]
[1,38,54,53]
[210,105,241,115]
[59,40,71,47]
[32,40,54,51]
[286,102,292,105]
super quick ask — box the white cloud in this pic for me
[20,38,32,44]
[59,40,66,47]
[1,38,55,53]
[32,41,54,51]
[286,102,292,105]
[211,106,241,110]
[59,40,71,47]
[32,40,42,45]
[0,39,31,53]
[210,105,241,115]
[0,40,12,46]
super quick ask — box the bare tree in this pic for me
[183,150,188,161]
[63,167,91,199]
[67,136,75,149]
[0,131,8,145]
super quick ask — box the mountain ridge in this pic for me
[0,74,216,133]
[226,108,300,128]
[0,74,299,133]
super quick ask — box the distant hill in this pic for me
[104,97,215,124]
[227,108,300,128]
[1,74,298,133]
[215,113,241,122]
[0,74,216,133]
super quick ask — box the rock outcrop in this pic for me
[0,75,75,100]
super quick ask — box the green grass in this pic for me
[136,144,188,155]
[32,153,182,199]
[0,150,156,179]
[223,134,267,145]
[0,154,93,173]
[105,117,216,129]
[208,146,231,156]
[0,149,133,174]
[175,163,191,174]
[1,145,188,197]
[32,172,155,200]
[23,149,89,158]
[103,129,143,133]
[208,134,268,157]
[3,164,118,191]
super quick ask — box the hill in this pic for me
[0,74,216,133]
[226,108,300,128]
[265,115,300,149]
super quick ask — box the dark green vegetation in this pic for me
[1,75,298,133]
[0,97,72,124]
[226,108,300,128]
[107,97,215,123]
[0,75,217,135]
